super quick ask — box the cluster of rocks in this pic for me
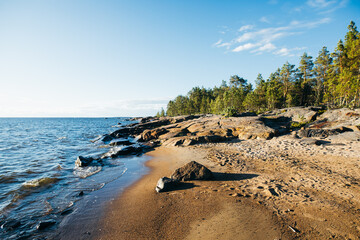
[75,107,360,168]
[155,161,213,192]
[128,107,358,147]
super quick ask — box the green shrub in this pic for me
[290,121,309,129]
[222,106,237,118]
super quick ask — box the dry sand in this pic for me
[97,136,360,240]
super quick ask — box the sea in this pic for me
[0,117,149,239]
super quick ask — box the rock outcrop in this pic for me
[262,107,320,123]
[308,108,360,129]
[105,107,360,149]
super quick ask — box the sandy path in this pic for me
[97,146,289,240]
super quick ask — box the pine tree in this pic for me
[279,62,296,107]
[313,47,332,106]
[298,52,314,105]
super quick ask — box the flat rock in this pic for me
[171,161,213,181]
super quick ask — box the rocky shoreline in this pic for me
[86,106,360,239]
[94,107,360,153]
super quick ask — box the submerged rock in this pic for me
[171,161,213,181]
[101,134,113,143]
[1,219,21,231]
[109,140,133,146]
[75,156,94,167]
[102,145,143,158]
[36,220,56,230]
[155,177,178,193]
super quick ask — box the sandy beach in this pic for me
[94,133,360,240]
[97,145,290,240]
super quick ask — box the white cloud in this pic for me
[215,18,329,56]
[292,17,331,28]
[260,16,270,24]
[306,0,348,14]
[213,39,223,46]
[307,0,336,8]
[233,43,259,52]
[274,47,307,57]
[275,48,292,56]
[257,43,277,52]
[238,24,254,32]
[213,39,232,49]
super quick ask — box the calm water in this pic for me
[0,118,146,239]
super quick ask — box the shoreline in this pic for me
[96,145,289,240]
[54,154,150,240]
[57,108,360,239]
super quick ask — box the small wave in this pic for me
[22,177,59,188]
[73,166,102,179]
[57,136,67,140]
[91,135,102,143]
[0,174,19,184]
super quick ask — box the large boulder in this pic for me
[171,161,213,181]
[155,177,178,193]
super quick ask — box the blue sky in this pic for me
[0,0,359,117]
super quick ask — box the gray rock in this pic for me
[155,177,178,193]
[75,156,94,167]
[171,161,213,181]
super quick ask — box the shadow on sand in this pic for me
[162,173,259,192]
[212,172,259,181]
[166,182,197,192]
